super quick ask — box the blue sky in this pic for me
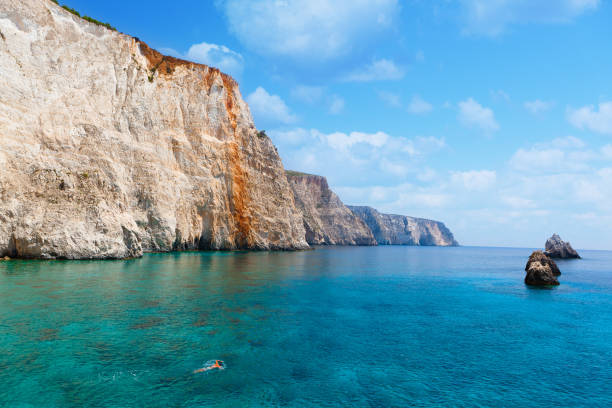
[65,0,612,249]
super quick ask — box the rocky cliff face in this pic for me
[348,206,458,246]
[544,234,580,259]
[0,0,307,258]
[286,172,377,246]
[525,250,560,286]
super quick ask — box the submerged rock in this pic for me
[525,251,560,286]
[544,234,580,259]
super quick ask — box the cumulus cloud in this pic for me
[271,132,612,248]
[328,95,345,115]
[501,196,536,209]
[325,131,389,151]
[246,87,298,125]
[219,0,399,61]
[524,99,555,114]
[461,0,600,36]
[450,170,497,191]
[378,91,402,108]
[343,59,405,82]
[269,128,446,187]
[567,102,612,134]
[508,136,608,174]
[490,89,510,102]
[508,142,602,174]
[160,42,244,78]
[186,42,244,77]
[458,98,499,133]
[290,85,324,104]
[407,95,433,115]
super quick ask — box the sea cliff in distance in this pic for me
[349,206,458,247]
[286,171,377,246]
[0,0,457,259]
[287,171,458,247]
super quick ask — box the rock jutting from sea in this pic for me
[544,234,580,259]
[0,0,308,259]
[524,250,561,286]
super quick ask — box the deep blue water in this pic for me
[1,246,612,407]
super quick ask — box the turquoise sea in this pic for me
[1,246,611,407]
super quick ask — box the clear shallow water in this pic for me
[1,246,611,407]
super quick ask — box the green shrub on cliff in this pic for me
[55,2,117,31]
[61,5,80,17]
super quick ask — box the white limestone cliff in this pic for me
[0,0,307,258]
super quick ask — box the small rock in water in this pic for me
[525,251,560,286]
[544,234,580,259]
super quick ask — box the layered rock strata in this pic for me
[0,0,307,259]
[544,234,580,259]
[525,251,561,286]
[286,172,377,246]
[348,206,458,246]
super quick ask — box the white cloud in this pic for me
[220,0,399,61]
[186,42,244,77]
[328,95,345,115]
[417,168,437,182]
[458,98,500,133]
[276,133,612,249]
[450,170,497,191]
[567,102,612,134]
[508,136,605,174]
[490,89,510,102]
[407,95,433,115]
[269,128,446,187]
[291,85,324,104]
[344,59,405,82]
[325,131,389,151]
[246,87,298,125]
[510,148,571,173]
[601,145,612,159]
[550,136,585,149]
[501,196,536,209]
[415,136,446,151]
[378,91,402,108]
[160,42,244,78]
[461,0,600,36]
[524,99,555,114]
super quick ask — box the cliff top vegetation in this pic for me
[51,0,117,31]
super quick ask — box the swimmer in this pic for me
[193,360,225,374]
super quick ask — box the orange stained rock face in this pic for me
[137,40,238,93]
[227,140,253,248]
[137,39,253,248]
